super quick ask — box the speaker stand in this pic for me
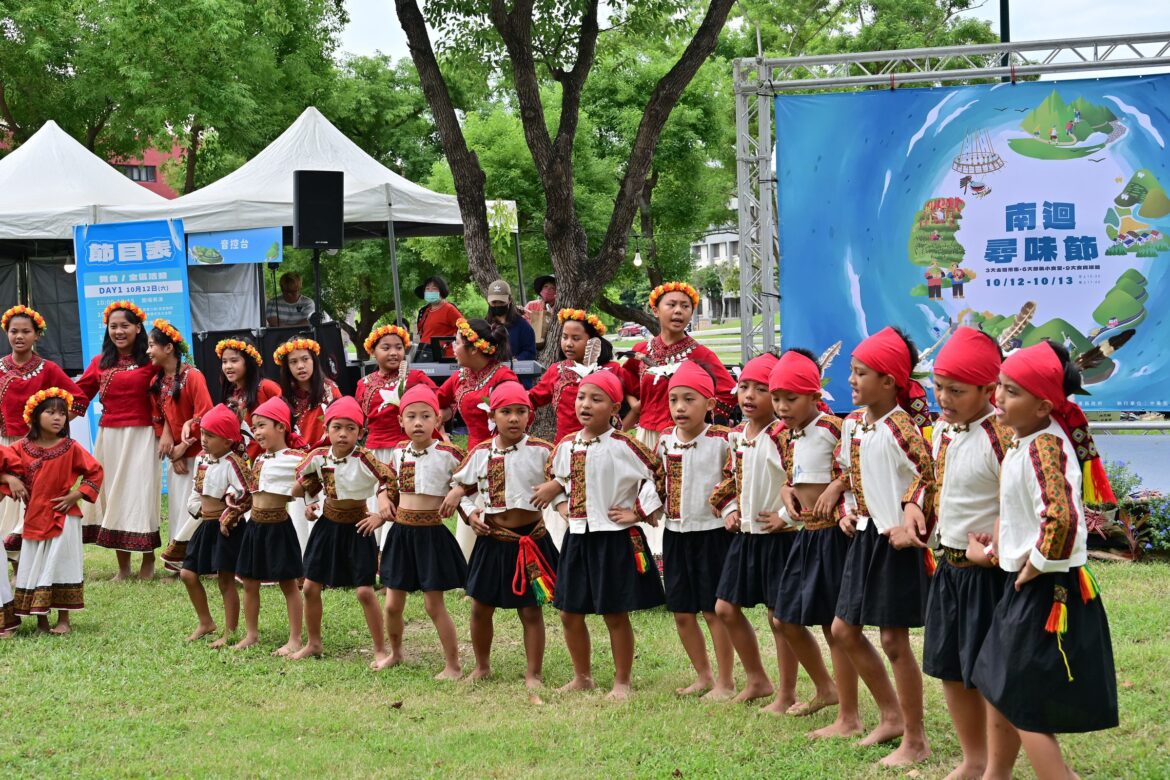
[310,247,323,330]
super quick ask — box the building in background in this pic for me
[690,223,741,321]
[110,145,182,199]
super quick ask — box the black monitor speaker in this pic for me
[292,170,344,250]
[193,329,262,404]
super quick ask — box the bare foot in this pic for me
[809,717,865,740]
[527,691,545,706]
[761,693,798,716]
[186,623,217,642]
[466,666,491,682]
[369,650,399,671]
[435,665,463,681]
[943,761,986,780]
[0,629,15,639]
[209,634,232,650]
[49,623,72,635]
[879,741,932,767]
[787,691,839,717]
[525,675,543,691]
[858,719,904,747]
[272,642,302,657]
[231,634,259,650]
[558,676,596,693]
[111,570,131,582]
[138,561,155,580]
[701,684,737,702]
[289,643,323,660]
[606,682,631,701]
[732,678,775,704]
[676,676,713,696]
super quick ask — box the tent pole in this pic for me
[384,183,404,328]
[311,247,322,331]
[513,233,525,305]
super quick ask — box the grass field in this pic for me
[2,536,1168,778]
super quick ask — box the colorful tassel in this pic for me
[1083,458,1117,506]
[923,548,937,577]
[1044,584,1074,682]
[1078,565,1100,604]
[629,527,649,574]
[513,537,557,604]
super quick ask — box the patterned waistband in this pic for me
[199,512,221,522]
[395,508,443,527]
[939,544,974,568]
[488,519,547,543]
[798,510,839,532]
[323,501,369,525]
[250,507,289,524]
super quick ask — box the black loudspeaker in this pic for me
[260,326,306,384]
[314,321,353,395]
[193,329,262,404]
[292,170,344,249]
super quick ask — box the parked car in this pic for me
[618,322,647,338]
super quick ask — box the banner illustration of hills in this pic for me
[1008,90,1121,160]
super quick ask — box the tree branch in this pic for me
[488,0,554,175]
[0,81,23,142]
[597,295,658,334]
[396,0,501,292]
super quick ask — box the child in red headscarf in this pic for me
[827,326,935,767]
[968,340,1117,779]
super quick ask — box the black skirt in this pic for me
[235,518,304,582]
[182,519,244,576]
[774,525,851,626]
[466,521,559,609]
[972,568,1118,734]
[302,517,379,588]
[834,521,929,628]
[923,559,1010,687]
[662,527,733,614]
[715,531,795,610]
[553,526,665,615]
[380,522,468,593]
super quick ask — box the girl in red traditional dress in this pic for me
[437,318,517,560]
[148,319,213,572]
[4,389,103,634]
[274,336,340,550]
[1,305,88,569]
[214,336,281,460]
[77,301,162,580]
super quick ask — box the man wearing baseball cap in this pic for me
[524,275,557,350]
[487,279,536,361]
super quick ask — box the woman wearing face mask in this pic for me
[486,279,536,362]
[414,276,463,361]
[524,275,557,350]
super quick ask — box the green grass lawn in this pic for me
[2,540,1167,778]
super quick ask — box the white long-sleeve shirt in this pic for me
[388,440,465,499]
[998,420,1086,573]
[187,451,250,519]
[451,435,558,516]
[252,448,308,498]
[933,413,1013,548]
[295,445,393,501]
[710,420,786,534]
[777,412,845,525]
[549,428,662,533]
[656,424,733,533]
[836,408,934,534]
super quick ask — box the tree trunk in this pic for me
[639,170,663,288]
[183,123,203,195]
[0,81,24,143]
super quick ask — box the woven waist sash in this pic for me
[250,507,289,524]
[323,501,369,525]
[395,508,443,527]
[940,544,975,568]
[488,519,548,543]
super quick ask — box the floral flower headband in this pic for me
[557,308,607,336]
[215,338,262,365]
[102,300,147,325]
[648,282,700,309]
[152,319,190,357]
[273,337,320,366]
[23,387,73,425]
[363,324,412,354]
[455,318,496,356]
[2,305,47,334]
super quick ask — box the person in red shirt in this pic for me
[1,305,88,568]
[437,317,517,559]
[357,325,438,456]
[4,389,103,634]
[528,309,638,441]
[76,301,162,580]
[414,276,463,361]
[623,283,737,557]
[213,337,281,460]
[147,320,213,572]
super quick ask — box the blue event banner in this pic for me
[775,74,1170,411]
[187,227,283,265]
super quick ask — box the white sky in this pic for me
[339,0,1170,78]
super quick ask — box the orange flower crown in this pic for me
[102,300,147,325]
[151,318,190,357]
[648,282,700,309]
[557,308,607,336]
[363,324,412,355]
[273,338,320,366]
[2,305,47,333]
[456,318,496,356]
[215,338,262,365]
[23,387,74,425]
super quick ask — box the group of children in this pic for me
[0,287,1120,777]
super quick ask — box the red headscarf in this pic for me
[739,353,779,387]
[580,370,623,403]
[853,327,931,431]
[935,327,1001,386]
[399,384,440,415]
[668,360,714,399]
[489,380,533,411]
[201,404,242,444]
[1001,341,1115,504]
[768,351,821,395]
[252,396,308,450]
[324,396,365,427]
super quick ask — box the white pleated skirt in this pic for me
[82,426,162,552]
[14,515,85,614]
[634,426,664,558]
[166,457,196,543]
[1,434,24,562]
[368,447,395,549]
